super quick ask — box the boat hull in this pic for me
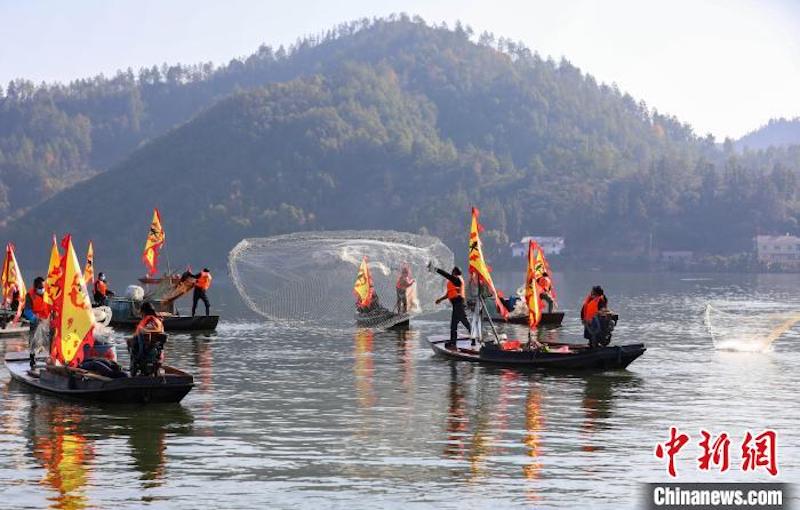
[110,315,219,332]
[491,311,565,326]
[429,337,645,370]
[4,352,193,403]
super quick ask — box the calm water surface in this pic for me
[0,272,798,509]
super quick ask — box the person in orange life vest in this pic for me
[190,268,213,317]
[432,263,471,347]
[93,272,115,306]
[395,265,415,313]
[129,301,165,374]
[537,271,555,313]
[22,277,51,368]
[581,285,608,348]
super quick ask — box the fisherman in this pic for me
[93,272,115,306]
[537,271,555,313]
[431,263,471,348]
[581,285,609,348]
[129,301,165,375]
[22,277,51,368]
[191,268,212,317]
[395,265,415,313]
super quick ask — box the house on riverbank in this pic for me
[754,234,800,268]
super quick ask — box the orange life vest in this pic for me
[581,295,603,323]
[27,288,50,319]
[538,276,552,293]
[196,271,212,290]
[446,276,465,301]
[135,315,164,336]
[94,280,108,296]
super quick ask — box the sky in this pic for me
[1,0,798,140]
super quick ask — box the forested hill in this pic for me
[737,118,800,151]
[4,17,800,269]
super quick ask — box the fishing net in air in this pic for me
[704,303,800,352]
[228,230,454,328]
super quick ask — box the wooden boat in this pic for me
[4,351,193,403]
[109,297,219,331]
[355,309,410,329]
[138,274,180,285]
[429,336,646,370]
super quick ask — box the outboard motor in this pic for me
[128,332,167,377]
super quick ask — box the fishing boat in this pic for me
[109,297,219,331]
[5,351,194,403]
[428,208,645,371]
[353,255,412,330]
[480,296,565,326]
[429,336,646,370]
[4,234,194,403]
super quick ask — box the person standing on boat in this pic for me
[93,272,115,306]
[191,268,213,317]
[22,277,51,368]
[431,264,471,348]
[537,271,555,313]
[130,301,165,375]
[581,285,608,348]
[395,265,415,313]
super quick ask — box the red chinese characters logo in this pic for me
[741,430,778,476]
[655,426,690,477]
[655,428,778,477]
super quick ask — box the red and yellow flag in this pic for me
[83,241,94,286]
[1,243,26,319]
[353,256,374,308]
[51,235,95,367]
[530,239,557,305]
[525,241,542,330]
[45,235,62,306]
[142,208,165,276]
[468,207,508,319]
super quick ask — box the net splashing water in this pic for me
[704,303,800,352]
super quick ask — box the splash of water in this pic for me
[704,304,800,352]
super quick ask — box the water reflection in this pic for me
[353,328,376,408]
[22,399,194,507]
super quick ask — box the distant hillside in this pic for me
[4,17,800,270]
[737,118,800,151]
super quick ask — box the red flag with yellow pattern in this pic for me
[353,256,374,308]
[51,235,95,367]
[142,208,165,276]
[525,241,542,329]
[468,207,508,319]
[530,239,557,306]
[44,235,62,306]
[1,243,26,320]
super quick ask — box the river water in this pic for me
[0,271,798,509]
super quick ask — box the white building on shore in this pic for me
[510,236,565,257]
[754,234,800,264]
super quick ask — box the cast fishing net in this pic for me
[228,231,454,328]
[704,303,800,352]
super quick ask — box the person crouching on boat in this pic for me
[22,277,51,369]
[581,286,608,348]
[93,272,115,306]
[431,264,471,348]
[395,265,415,313]
[537,271,555,313]
[191,268,212,317]
[129,301,165,375]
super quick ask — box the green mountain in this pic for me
[737,118,800,151]
[4,17,800,269]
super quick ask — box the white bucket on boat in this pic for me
[126,285,144,301]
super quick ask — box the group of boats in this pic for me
[1,209,217,404]
[0,206,645,408]
[356,207,646,371]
